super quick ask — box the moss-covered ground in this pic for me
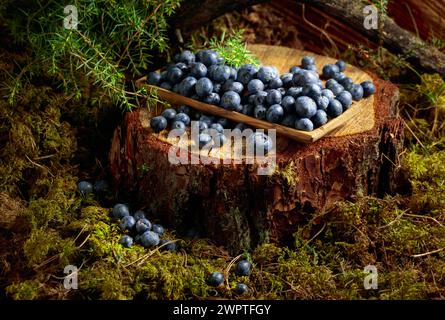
[1,19,444,301]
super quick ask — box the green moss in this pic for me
[6,280,42,300]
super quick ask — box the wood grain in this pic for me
[137,44,375,143]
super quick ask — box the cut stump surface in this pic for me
[109,45,404,254]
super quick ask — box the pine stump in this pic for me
[109,45,404,254]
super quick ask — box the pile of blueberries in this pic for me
[208,259,252,295]
[147,49,376,143]
[111,203,176,252]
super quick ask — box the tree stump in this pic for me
[109,45,404,254]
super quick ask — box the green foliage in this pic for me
[189,29,260,68]
[1,0,181,109]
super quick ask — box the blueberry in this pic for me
[198,121,208,132]
[295,118,314,131]
[210,123,224,134]
[178,50,195,65]
[234,103,244,113]
[361,80,376,98]
[147,72,161,85]
[266,89,282,105]
[174,62,189,73]
[140,231,160,247]
[230,67,237,80]
[327,99,343,117]
[150,116,167,133]
[135,218,152,234]
[257,66,275,83]
[207,65,218,80]
[160,70,167,81]
[214,133,227,147]
[212,65,231,83]
[234,283,248,295]
[334,72,347,83]
[322,64,340,79]
[161,108,176,121]
[174,112,191,126]
[171,121,186,135]
[312,109,328,128]
[159,239,177,252]
[200,50,218,67]
[316,96,330,110]
[213,83,222,94]
[152,224,165,236]
[198,133,212,148]
[326,79,339,91]
[112,203,130,219]
[281,95,295,114]
[93,180,109,194]
[286,87,303,99]
[178,105,191,115]
[281,114,297,127]
[268,77,283,89]
[340,77,354,91]
[207,272,225,287]
[301,56,315,69]
[178,76,197,97]
[237,64,258,85]
[120,215,136,231]
[202,92,220,105]
[302,83,322,100]
[159,82,172,90]
[289,66,302,74]
[196,77,213,98]
[77,181,93,194]
[295,96,317,118]
[133,210,146,221]
[241,104,255,116]
[321,89,335,100]
[190,62,207,78]
[247,79,264,94]
[336,91,353,110]
[166,67,183,84]
[220,91,241,111]
[281,73,294,88]
[235,260,252,276]
[120,235,133,248]
[217,118,231,128]
[330,83,345,96]
[336,60,346,72]
[305,64,317,72]
[198,115,213,127]
[266,104,284,123]
[253,91,268,105]
[222,79,244,94]
[293,70,319,86]
[234,122,249,132]
[172,83,180,94]
[253,105,267,120]
[247,132,273,154]
[349,84,364,101]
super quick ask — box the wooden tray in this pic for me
[137,44,375,143]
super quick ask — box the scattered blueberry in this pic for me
[361,80,376,98]
[140,231,160,247]
[147,72,161,85]
[322,64,340,79]
[120,235,133,248]
[77,181,93,194]
[171,121,186,135]
[207,272,225,287]
[235,260,252,276]
[253,105,267,120]
[266,89,282,105]
[336,91,353,110]
[150,116,168,133]
[133,210,146,221]
[161,108,177,122]
[248,132,273,155]
[112,204,130,219]
[198,133,212,148]
[190,62,207,78]
[247,79,264,94]
[174,112,191,126]
[120,215,136,231]
[152,224,165,236]
[196,77,213,98]
[135,218,152,234]
[336,60,346,72]
[234,283,248,295]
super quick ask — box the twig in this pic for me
[412,247,445,258]
[378,209,408,229]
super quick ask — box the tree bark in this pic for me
[109,77,403,254]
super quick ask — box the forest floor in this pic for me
[0,4,444,300]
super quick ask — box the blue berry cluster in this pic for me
[112,203,176,252]
[207,259,252,295]
[148,50,376,133]
[77,180,109,196]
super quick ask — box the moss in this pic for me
[6,280,42,300]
